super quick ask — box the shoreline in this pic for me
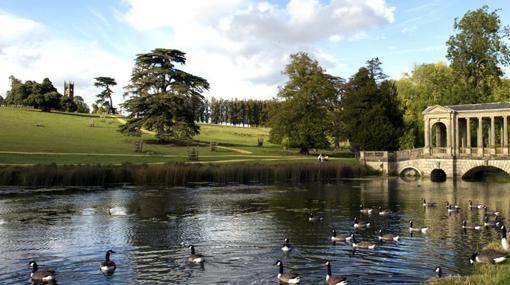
[0,161,378,188]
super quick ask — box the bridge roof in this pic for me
[424,102,510,114]
[445,102,510,112]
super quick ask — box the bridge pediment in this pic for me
[422,105,454,114]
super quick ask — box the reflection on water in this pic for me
[0,179,509,284]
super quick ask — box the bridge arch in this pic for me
[399,166,422,177]
[462,165,510,180]
[431,122,448,147]
[430,168,447,181]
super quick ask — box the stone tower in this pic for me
[64,81,74,98]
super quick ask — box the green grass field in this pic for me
[0,107,342,165]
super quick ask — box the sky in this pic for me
[0,0,509,107]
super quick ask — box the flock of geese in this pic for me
[274,200,509,284]
[26,200,510,284]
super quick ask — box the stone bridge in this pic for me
[358,102,510,180]
[359,149,510,179]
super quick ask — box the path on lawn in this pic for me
[116,118,253,154]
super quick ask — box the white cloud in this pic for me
[121,0,395,99]
[0,0,395,103]
[0,11,130,107]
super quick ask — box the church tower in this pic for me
[64,81,74,98]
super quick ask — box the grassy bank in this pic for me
[428,242,510,285]
[0,161,376,187]
[0,107,341,165]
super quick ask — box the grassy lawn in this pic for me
[427,242,510,285]
[0,107,317,165]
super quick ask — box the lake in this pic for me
[0,178,508,284]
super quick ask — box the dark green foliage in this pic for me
[60,96,77,112]
[121,48,209,141]
[4,76,89,113]
[269,52,341,154]
[0,162,377,187]
[207,97,276,126]
[94,76,117,114]
[73,96,90,113]
[342,65,404,151]
[0,95,4,105]
[447,5,510,102]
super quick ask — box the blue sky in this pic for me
[0,0,509,106]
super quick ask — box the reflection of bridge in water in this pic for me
[359,102,510,179]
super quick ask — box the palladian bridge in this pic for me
[359,102,510,180]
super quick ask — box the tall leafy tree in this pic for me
[446,5,510,102]
[269,52,339,154]
[94,77,117,114]
[121,48,209,141]
[342,65,403,151]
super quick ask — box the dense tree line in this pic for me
[3,76,89,113]
[200,98,276,127]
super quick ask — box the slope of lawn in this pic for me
[0,107,311,164]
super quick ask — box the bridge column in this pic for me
[504,116,508,155]
[478,117,484,156]
[490,116,496,155]
[424,118,430,155]
[466,117,471,154]
[446,119,452,155]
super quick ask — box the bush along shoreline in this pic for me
[0,162,378,188]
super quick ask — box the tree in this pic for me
[446,6,510,103]
[60,95,77,112]
[269,52,339,154]
[73,96,90,113]
[342,65,403,151]
[94,77,117,114]
[121,48,210,141]
[396,62,459,148]
[5,76,27,105]
[366,57,388,83]
[0,95,4,105]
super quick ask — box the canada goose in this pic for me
[378,229,399,241]
[446,201,460,209]
[29,261,55,283]
[409,220,428,233]
[434,266,442,278]
[462,220,481,230]
[484,206,501,216]
[308,213,323,222]
[330,230,353,242]
[447,204,460,213]
[483,216,503,227]
[100,250,116,274]
[469,249,507,264]
[501,225,509,252]
[378,207,392,216]
[324,261,348,285]
[353,217,370,229]
[351,235,376,249]
[281,238,292,252]
[359,204,373,214]
[423,199,436,207]
[187,245,204,264]
[468,200,484,209]
[275,260,300,284]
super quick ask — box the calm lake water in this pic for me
[0,178,509,284]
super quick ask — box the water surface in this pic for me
[0,178,509,284]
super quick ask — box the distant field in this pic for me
[0,107,330,165]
